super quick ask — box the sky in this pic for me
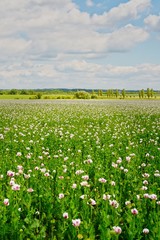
[0,0,160,90]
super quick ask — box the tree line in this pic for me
[97,88,156,99]
[74,88,157,99]
[0,88,158,99]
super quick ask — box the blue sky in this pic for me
[0,0,160,90]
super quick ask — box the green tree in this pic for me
[141,89,144,98]
[92,90,95,95]
[28,90,35,95]
[98,90,103,96]
[91,90,97,99]
[139,91,141,98]
[150,88,154,98]
[121,89,126,99]
[146,88,151,99]
[9,89,17,95]
[106,89,114,98]
[106,89,111,98]
[20,90,28,95]
[115,89,119,98]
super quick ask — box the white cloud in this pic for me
[0,0,157,89]
[57,60,101,72]
[0,60,160,89]
[106,24,149,52]
[144,14,160,32]
[0,38,31,56]
[92,0,151,27]
[26,24,148,58]
[0,0,150,60]
[86,0,94,7]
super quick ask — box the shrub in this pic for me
[91,94,98,99]
[74,91,91,99]
[36,93,42,99]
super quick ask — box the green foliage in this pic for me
[146,88,154,98]
[20,90,28,95]
[147,88,151,98]
[9,89,17,95]
[115,89,119,98]
[36,92,42,99]
[150,88,154,98]
[121,89,126,99]
[91,94,98,99]
[98,90,103,96]
[139,89,145,98]
[106,89,113,97]
[74,91,91,99]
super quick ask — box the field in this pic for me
[0,94,74,100]
[0,100,160,240]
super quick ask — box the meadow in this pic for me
[0,99,160,240]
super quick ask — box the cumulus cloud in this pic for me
[0,38,31,57]
[0,60,160,89]
[91,0,151,28]
[144,14,160,32]
[0,0,150,58]
[0,0,157,89]
[105,24,149,52]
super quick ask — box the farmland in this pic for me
[0,100,160,239]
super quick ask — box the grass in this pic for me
[0,95,36,99]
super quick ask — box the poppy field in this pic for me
[0,100,160,240]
